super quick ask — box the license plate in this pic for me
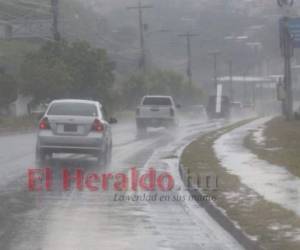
[64,124,77,132]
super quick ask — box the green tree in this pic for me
[0,72,18,112]
[122,72,149,109]
[21,54,73,104]
[62,41,115,100]
[147,70,186,101]
[20,41,115,108]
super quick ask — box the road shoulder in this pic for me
[0,116,36,136]
[244,116,300,178]
[181,118,300,250]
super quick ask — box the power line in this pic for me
[127,0,153,73]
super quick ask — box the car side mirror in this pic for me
[109,117,118,124]
[176,104,181,109]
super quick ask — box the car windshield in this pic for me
[143,97,172,106]
[47,103,98,117]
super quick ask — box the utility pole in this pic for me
[209,51,221,88]
[228,60,234,101]
[51,0,60,41]
[252,82,256,108]
[178,32,200,87]
[128,1,153,73]
[278,0,294,120]
[282,18,293,120]
[243,72,248,104]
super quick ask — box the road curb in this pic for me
[178,140,261,250]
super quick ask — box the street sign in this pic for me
[286,18,300,48]
[216,84,223,114]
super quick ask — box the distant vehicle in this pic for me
[36,99,116,165]
[136,95,179,134]
[295,106,300,120]
[186,105,207,120]
[230,102,243,117]
[206,95,231,119]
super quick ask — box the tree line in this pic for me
[0,40,203,115]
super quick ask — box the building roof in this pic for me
[217,76,273,83]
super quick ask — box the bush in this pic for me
[20,40,115,109]
[0,72,18,112]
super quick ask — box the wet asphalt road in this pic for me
[0,119,243,250]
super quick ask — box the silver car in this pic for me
[36,99,114,165]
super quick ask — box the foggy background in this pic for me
[1,0,300,109]
[58,0,299,95]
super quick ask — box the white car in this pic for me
[136,95,179,134]
[36,99,116,165]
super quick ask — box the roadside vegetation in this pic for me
[0,38,203,133]
[0,115,36,134]
[181,120,300,250]
[0,72,18,114]
[121,70,203,109]
[0,1,204,131]
[20,40,115,108]
[245,116,300,178]
[0,0,207,129]
[0,36,203,114]
[18,40,203,112]
[0,40,40,70]
[0,40,40,116]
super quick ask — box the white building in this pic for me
[8,94,32,117]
